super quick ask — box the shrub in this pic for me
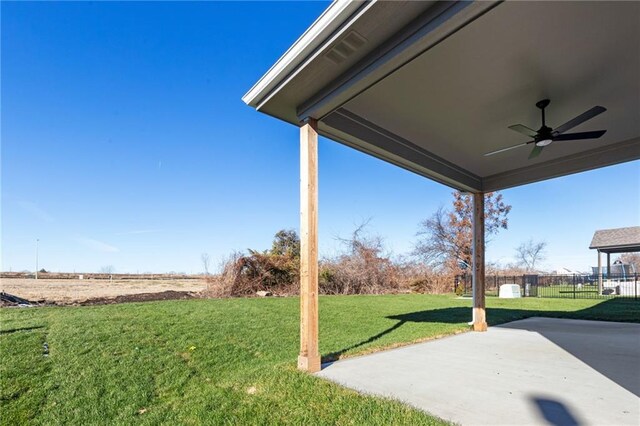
[206,224,461,298]
[206,230,300,297]
[318,223,403,295]
[399,262,454,294]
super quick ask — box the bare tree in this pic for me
[618,253,640,273]
[414,192,511,273]
[201,253,211,275]
[100,265,115,274]
[514,239,547,272]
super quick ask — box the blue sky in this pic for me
[2,1,638,274]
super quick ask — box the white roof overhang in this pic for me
[243,0,640,192]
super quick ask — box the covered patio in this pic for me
[243,0,640,375]
[318,317,640,425]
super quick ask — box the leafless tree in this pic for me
[320,220,401,295]
[99,265,115,274]
[618,253,640,273]
[414,192,511,273]
[514,239,547,272]
[201,253,211,275]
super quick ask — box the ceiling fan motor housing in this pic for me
[536,126,553,144]
[536,99,551,109]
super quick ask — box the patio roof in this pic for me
[242,0,640,373]
[243,1,640,192]
[590,226,640,254]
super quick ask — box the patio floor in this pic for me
[317,317,640,425]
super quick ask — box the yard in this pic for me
[2,295,639,425]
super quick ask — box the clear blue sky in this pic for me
[2,1,638,274]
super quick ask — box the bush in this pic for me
[399,262,454,294]
[205,231,300,298]
[206,224,460,298]
[319,254,401,295]
[318,223,403,295]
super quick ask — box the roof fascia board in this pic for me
[483,137,640,192]
[590,245,640,254]
[322,108,482,191]
[242,0,368,108]
[296,0,501,121]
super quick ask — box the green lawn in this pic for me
[2,295,638,425]
[534,284,605,298]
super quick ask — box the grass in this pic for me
[1,295,639,425]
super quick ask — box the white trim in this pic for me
[242,0,365,108]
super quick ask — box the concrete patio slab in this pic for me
[317,317,640,425]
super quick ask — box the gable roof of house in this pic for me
[589,226,640,253]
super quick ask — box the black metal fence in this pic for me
[454,273,639,300]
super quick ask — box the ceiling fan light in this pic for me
[536,139,552,147]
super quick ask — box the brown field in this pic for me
[0,278,208,304]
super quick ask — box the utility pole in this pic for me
[35,239,40,280]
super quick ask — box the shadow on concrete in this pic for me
[498,316,640,397]
[324,299,640,396]
[531,396,580,426]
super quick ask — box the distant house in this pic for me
[589,226,640,291]
[590,226,640,254]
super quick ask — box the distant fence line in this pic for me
[0,272,205,280]
[455,273,639,300]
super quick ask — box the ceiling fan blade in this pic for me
[553,106,606,135]
[508,124,538,138]
[553,130,607,141]
[528,145,544,159]
[484,142,530,157]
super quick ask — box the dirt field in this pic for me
[1,278,208,304]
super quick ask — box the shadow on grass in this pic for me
[0,325,45,335]
[324,299,640,396]
[323,321,406,362]
[386,298,640,326]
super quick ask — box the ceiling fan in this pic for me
[485,99,607,159]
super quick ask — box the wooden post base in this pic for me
[472,321,488,332]
[297,355,321,373]
[472,307,488,332]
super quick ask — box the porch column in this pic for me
[607,252,611,279]
[472,192,487,331]
[298,118,320,373]
[597,250,603,294]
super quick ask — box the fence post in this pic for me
[573,274,576,299]
[635,273,637,301]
